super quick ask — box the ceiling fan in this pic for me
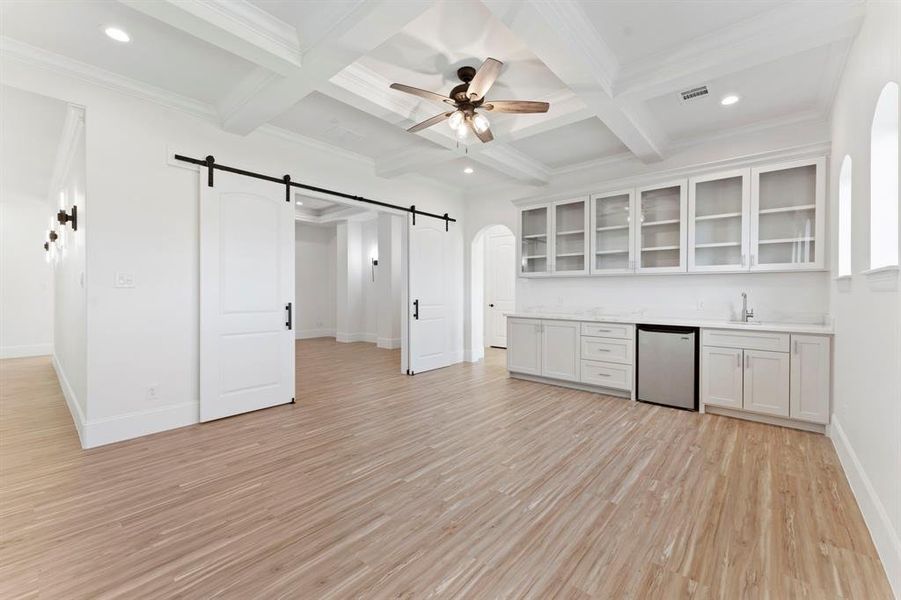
[389,58,550,143]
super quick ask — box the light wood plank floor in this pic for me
[0,340,892,599]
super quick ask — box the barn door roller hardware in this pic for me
[175,154,456,228]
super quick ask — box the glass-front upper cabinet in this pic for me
[552,198,588,275]
[636,180,687,273]
[519,205,550,276]
[750,158,825,271]
[590,190,634,274]
[688,168,750,272]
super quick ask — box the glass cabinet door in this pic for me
[591,190,633,273]
[552,198,588,274]
[751,158,825,271]
[688,169,750,272]
[520,205,549,275]
[637,181,686,272]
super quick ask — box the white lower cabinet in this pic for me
[701,346,743,409]
[790,335,831,424]
[743,349,790,417]
[507,318,542,375]
[701,329,830,427]
[541,320,581,382]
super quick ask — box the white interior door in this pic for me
[200,171,295,421]
[486,230,515,348]
[408,215,461,374]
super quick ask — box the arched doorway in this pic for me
[469,224,515,362]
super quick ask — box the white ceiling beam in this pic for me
[613,1,865,102]
[480,0,664,162]
[218,0,434,135]
[119,0,302,75]
[324,65,550,185]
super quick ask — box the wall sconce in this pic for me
[57,205,77,231]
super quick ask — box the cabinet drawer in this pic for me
[581,336,633,364]
[580,360,633,390]
[701,329,790,352]
[580,322,634,340]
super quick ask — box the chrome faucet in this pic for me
[740,292,755,322]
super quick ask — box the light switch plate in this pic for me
[115,272,135,288]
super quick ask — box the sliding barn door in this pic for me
[200,171,295,421]
[407,215,462,374]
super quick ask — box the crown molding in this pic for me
[0,36,216,119]
[118,0,302,75]
[509,140,831,207]
[1,37,383,171]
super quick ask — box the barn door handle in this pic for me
[285,302,292,330]
[413,299,419,320]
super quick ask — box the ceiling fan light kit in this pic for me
[390,57,549,144]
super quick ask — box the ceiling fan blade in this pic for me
[483,100,550,114]
[467,58,503,101]
[407,111,453,133]
[473,122,494,144]
[390,83,455,105]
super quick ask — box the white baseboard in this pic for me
[830,414,901,598]
[377,337,401,349]
[51,354,85,447]
[2,343,52,359]
[336,332,378,344]
[295,328,335,340]
[83,402,199,449]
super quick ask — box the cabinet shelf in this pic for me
[695,241,741,248]
[641,219,680,227]
[555,252,585,258]
[595,249,629,255]
[522,233,547,239]
[694,211,742,222]
[595,224,630,232]
[641,245,680,252]
[757,204,816,215]
[523,254,547,259]
[556,229,585,236]
[758,237,815,245]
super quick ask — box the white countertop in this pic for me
[505,312,833,335]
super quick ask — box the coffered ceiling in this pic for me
[0,0,865,191]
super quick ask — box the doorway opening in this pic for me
[470,224,516,362]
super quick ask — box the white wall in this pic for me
[376,213,403,349]
[0,86,65,359]
[0,58,464,447]
[361,218,379,341]
[0,191,54,358]
[294,222,336,339]
[826,2,901,595]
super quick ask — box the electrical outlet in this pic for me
[146,385,159,401]
[115,272,135,288]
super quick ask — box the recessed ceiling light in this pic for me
[104,27,130,43]
[463,167,474,174]
[720,94,740,106]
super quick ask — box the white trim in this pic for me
[335,332,378,344]
[83,402,199,449]
[376,337,401,350]
[1,343,53,359]
[863,265,900,291]
[0,36,215,119]
[47,105,86,206]
[703,405,825,434]
[294,328,336,340]
[829,414,901,598]
[51,354,85,447]
[512,142,832,208]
